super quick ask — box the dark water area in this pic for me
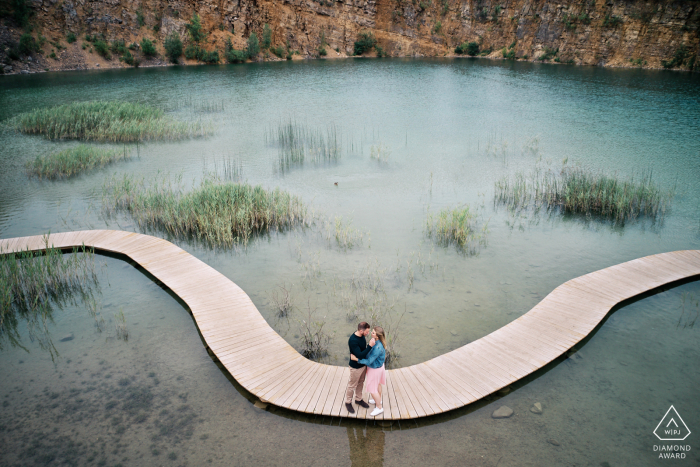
[1,59,699,466]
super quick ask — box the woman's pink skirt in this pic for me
[365,364,386,394]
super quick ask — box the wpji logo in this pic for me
[654,406,690,441]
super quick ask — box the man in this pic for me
[344,322,375,414]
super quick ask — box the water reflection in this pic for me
[347,425,385,467]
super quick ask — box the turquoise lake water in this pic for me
[0,59,699,466]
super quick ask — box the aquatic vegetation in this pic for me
[202,156,242,182]
[494,163,674,224]
[271,283,294,318]
[322,216,366,251]
[115,308,128,341]
[265,120,341,172]
[102,175,308,247]
[297,301,333,361]
[369,143,390,163]
[25,144,130,179]
[0,240,100,359]
[10,101,211,142]
[425,204,488,255]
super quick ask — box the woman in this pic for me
[350,326,386,416]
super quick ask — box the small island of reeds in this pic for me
[425,204,488,255]
[26,145,130,179]
[10,101,211,142]
[102,175,308,247]
[495,164,675,224]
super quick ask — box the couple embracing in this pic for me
[344,322,386,417]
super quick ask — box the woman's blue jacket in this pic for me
[358,340,385,368]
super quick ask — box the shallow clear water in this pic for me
[1,59,699,466]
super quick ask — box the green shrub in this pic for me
[164,31,182,63]
[200,49,219,64]
[8,43,20,60]
[49,51,57,59]
[19,33,39,55]
[662,45,690,69]
[432,21,442,34]
[136,8,145,27]
[271,45,286,58]
[538,47,558,61]
[120,49,139,66]
[94,39,110,59]
[225,38,248,63]
[502,47,515,60]
[318,47,327,56]
[262,23,272,49]
[110,39,127,56]
[247,32,260,58]
[375,45,386,57]
[184,43,199,59]
[455,41,479,55]
[603,14,622,27]
[12,0,32,28]
[187,13,205,43]
[353,31,376,55]
[66,32,77,43]
[140,38,157,57]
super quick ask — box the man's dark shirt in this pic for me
[348,332,372,369]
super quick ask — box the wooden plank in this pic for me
[266,361,318,406]
[384,371,402,420]
[402,365,448,414]
[301,364,334,413]
[288,365,326,411]
[391,368,428,418]
[334,367,353,418]
[319,365,345,416]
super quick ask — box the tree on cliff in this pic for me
[247,33,260,58]
[187,14,206,43]
[165,32,183,63]
[263,24,272,50]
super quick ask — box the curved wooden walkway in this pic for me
[2,230,699,420]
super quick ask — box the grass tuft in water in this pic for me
[10,101,212,142]
[265,120,341,172]
[102,175,308,248]
[495,163,674,224]
[26,145,131,179]
[425,205,488,255]
[0,239,100,359]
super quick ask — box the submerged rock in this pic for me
[60,333,74,342]
[547,439,560,446]
[530,402,543,414]
[492,406,513,419]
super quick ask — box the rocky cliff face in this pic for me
[1,0,699,74]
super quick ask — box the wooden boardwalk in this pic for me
[2,230,699,420]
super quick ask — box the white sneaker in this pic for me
[369,397,375,404]
[370,408,384,416]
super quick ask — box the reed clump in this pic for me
[265,120,341,172]
[0,241,100,358]
[26,145,130,179]
[297,301,333,362]
[102,175,308,247]
[495,164,674,224]
[11,101,211,142]
[425,205,488,255]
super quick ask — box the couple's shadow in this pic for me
[347,426,385,467]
